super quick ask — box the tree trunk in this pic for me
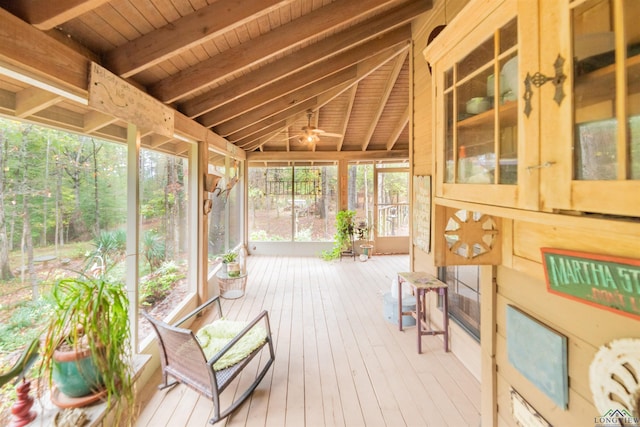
[348,165,357,210]
[55,146,64,249]
[165,157,177,260]
[41,135,50,247]
[92,139,102,237]
[22,197,36,299]
[0,129,14,279]
[18,128,37,298]
[64,138,90,241]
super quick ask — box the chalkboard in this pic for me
[506,305,568,409]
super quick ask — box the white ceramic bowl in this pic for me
[466,97,490,114]
[487,73,506,97]
[501,56,518,96]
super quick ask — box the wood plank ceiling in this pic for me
[0,0,433,159]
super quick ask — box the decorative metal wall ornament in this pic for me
[589,338,640,418]
[523,54,566,117]
[444,210,498,260]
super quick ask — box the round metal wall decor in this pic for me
[589,338,640,418]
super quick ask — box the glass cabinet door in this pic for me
[540,0,640,216]
[572,0,640,183]
[444,18,518,186]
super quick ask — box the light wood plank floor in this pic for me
[136,255,481,427]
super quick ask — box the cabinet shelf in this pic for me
[574,53,640,111]
[457,101,517,129]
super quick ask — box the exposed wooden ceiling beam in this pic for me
[0,0,109,30]
[201,29,409,130]
[247,150,409,162]
[0,9,89,95]
[210,46,406,134]
[105,0,294,78]
[180,0,429,118]
[337,86,358,152]
[149,0,400,103]
[245,81,355,152]
[241,128,285,152]
[239,80,355,151]
[361,50,408,151]
[148,134,172,149]
[204,68,356,130]
[236,121,289,148]
[15,87,61,117]
[225,98,317,143]
[83,110,118,133]
[386,105,409,150]
[1,7,243,159]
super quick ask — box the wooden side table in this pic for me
[397,272,449,353]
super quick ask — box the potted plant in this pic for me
[355,219,374,259]
[221,250,240,277]
[39,273,134,422]
[322,209,356,260]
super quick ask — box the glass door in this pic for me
[375,166,409,254]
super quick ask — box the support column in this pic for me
[126,123,140,347]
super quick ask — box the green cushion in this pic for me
[196,319,267,370]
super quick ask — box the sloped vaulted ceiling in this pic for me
[0,0,433,159]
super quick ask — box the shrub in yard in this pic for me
[90,229,126,266]
[139,261,185,307]
[142,231,166,271]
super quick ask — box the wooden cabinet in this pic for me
[424,0,640,217]
[540,0,640,217]
[423,0,539,210]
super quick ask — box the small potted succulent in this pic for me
[221,250,240,277]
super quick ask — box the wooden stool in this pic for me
[397,272,449,354]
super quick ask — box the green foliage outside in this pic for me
[140,261,185,306]
[0,118,192,424]
[142,230,166,271]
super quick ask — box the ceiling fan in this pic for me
[289,110,343,144]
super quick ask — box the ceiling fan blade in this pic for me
[318,132,343,138]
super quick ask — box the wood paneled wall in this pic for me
[411,1,640,426]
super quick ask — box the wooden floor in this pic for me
[136,255,481,427]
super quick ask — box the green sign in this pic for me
[541,247,640,320]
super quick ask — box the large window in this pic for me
[0,117,200,400]
[138,149,191,346]
[207,156,243,271]
[440,266,481,340]
[348,163,374,235]
[248,164,337,242]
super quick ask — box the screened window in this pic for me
[138,149,191,347]
[207,157,243,270]
[248,164,337,242]
[348,163,374,238]
[440,265,481,340]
